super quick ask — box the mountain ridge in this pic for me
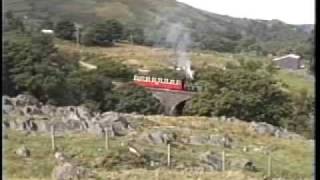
[4,0,313,55]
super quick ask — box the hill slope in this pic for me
[4,0,313,54]
[3,95,314,179]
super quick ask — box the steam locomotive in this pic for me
[133,75,202,92]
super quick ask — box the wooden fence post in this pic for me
[267,152,272,177]
[155,168,159,180]
[167,143,171,167]
[105,128,109,151]
[222,150,225,171]
[51,125,55,152]
[222,137,226,171]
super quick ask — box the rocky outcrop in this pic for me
[3,95,138,137]
[3,94,305,141]
[249,122,303,140]
[139,130,177,144]
[189,134,234,148]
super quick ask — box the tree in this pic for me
[124,27,145,45]
[114,83,163,114]
[65,69,114,110]
[284,88,314,138]
[3,41,19,96]
[184,67,294,126]
[4,33,77,104]
[108,20,123,41]
[82,20,123,46]
[55,20,76,40]
[40,19,55,30]
[4,11,25,32]
[95,60,134,81]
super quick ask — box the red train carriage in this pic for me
[133,75,186,91]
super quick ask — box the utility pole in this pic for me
[74,23,82,59]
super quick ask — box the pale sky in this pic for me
[178,0,315,24]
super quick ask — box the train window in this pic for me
[152,77,157,82]
[164,79,169,83]
[134,75,137,80]
[176,80,182,85]
[146,77,151,81]
[170,80,175,84]
[157,78,163,82]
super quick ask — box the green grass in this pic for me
[277,70,314,95]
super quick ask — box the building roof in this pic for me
[272,54,301,61]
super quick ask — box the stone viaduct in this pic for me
[147,88,196,116]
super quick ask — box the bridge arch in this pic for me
[149,88,194,116]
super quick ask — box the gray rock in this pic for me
[21,119,38,132]
[199,151,228,171]
[2,105,14,115]
[189,135,209,145]
[250,122,277,136]
[208,134,233,148]
[75,106,92,121]
[230,159,257,171]
[14,94,39,106]
[189,134,234,148]
[23,106,42,116]
[87,122,105,137]
[250,122,303,140]
[15,146,31,158]
[41,105,57,117]
[2,96,14,114]
[2,95,12,105]
[220,116,227,121]
[51,162,93,180]
[148,131,176,144]
[111,117,131,136]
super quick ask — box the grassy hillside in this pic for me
[4,0,313,55]
[55,39,314,95]
[4,115,313,179]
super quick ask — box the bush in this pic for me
[113,83,163,114]
[184,66,294,126]
[55,20,76,40]
[82,20,123,46]
[3,33,78,104]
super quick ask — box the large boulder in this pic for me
[250,122,277,136]
[147,131,177,144]
[249,122,303,140]
[88,112,134,137]
[14,94,39,106]
[111,117,131,136]
[2,96,14,115]
[52,152,95,180]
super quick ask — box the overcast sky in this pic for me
[177,0,314,24]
